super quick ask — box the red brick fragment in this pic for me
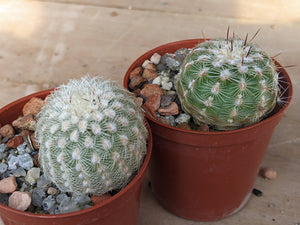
[7,136,24,149]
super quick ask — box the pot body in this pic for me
[123,39,293,221]
[0,90,152,225]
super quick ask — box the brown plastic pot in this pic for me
[123,39,293,221]
[0,89,152,225]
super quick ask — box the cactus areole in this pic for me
[35,76,148,195]
[176,38,279,130]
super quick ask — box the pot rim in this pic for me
[0,89,153,219]
[123,38,293,135]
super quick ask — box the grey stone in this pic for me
[0,163,8,174]
[37,175,52,189]
[175,113,191,124]
[0,143,9,153]
[18,153,33,170]
[32,187,46,207]
[10,167,26,177]
[163,54,180,71]
[72,195,91,206]
[42,195,56,213]
[7,155,19,170]
[174,48,190,64]
[1,137,9,143]
[160,94,176,108]
[17,142,29,155]
[58,198,80,214]
[56,193,69,204]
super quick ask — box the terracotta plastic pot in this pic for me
[123,39,293,221]
[0,89,153,225]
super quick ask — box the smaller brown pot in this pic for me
[0,90,152,225]
[123,39,293,221]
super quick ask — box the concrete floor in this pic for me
[0,0,299,224]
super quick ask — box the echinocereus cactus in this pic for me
[35,76,147,195]
[176,36,279,130]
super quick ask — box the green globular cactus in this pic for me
[176,38,279,130]
[35,76,148,195]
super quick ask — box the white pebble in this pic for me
[152,76,162,86]
[150,53,161,65]
[162,82,173,91]
[142,59,151,68]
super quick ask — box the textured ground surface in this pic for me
[0,0,299,224]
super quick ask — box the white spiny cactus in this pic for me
[35,76,148,195]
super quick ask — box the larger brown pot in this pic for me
[123,39,293,221]
[0,89,152,225]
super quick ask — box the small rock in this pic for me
[196,123,210,132]
[25,167,40,185]
[152,76,162,86]
[58,198,80,214]
[42,195,56,213]
[161,82,173,91]
[7,136,24,149]
[157,116,171,126]
[260,168,277,180]
[22,97,44,117]
[72,195,91,206]
[158,102,179,116]
[47,187,58,195]
[56,193,69,204]
[0,176,17,193]
[37,175,52,189]
[142,68,158,80]
[145,62,157,71]
[150,53,161,65]
[146,93,161,111]
[0,143,9,153]
[12,114,36,131]
[7,155,19,170]
[160,94,176,108]
[17,142,29,155]
[0,124,15,139]
[134,97,144,107]
[252,188,263,197]
[177,122,191,130]
[30,133,39,150]
[0,193,9,205]
[129,66,143,79]
[142,102,157,119]
[142,59,151,68]
[129,75,146,90]
[10,167,26,177]
[18,153,34,170]
[91,193,112,205]
[175,113,191,124]
[0,163,8,174]
[31,187,46,207]
[140,84,164,99]
[9,191,31,211]
[18,129,32,137]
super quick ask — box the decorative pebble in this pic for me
[161,81,173,91]
[175,113,191,124]
[260,167,277,180]
[0,193,9,205]
[146,93,161,111]
[30,133,38,149]
[129,66,143,79]
[9,191,31,211]
[0,124,15,139]
[142,68,158,80]
[0,176,18,193]
[0,143,9,153]
[160,94,176,108]
[158,102,179,116]
[134,97,144,107]
[22,97,44,117]
[37,175,52,189]
[17,142,29,155]
[18,153,34,170]
[72,195,91,206]
[8,155,19,170]
[0,163,8,174]
[10,167,26,177]
[152,76,162,86]
[150,53,161,65]
[129,75,146,90]
[142,59,151,68]
[42,195,56,213]
[7,136,24,149]
[18,129,32,137]
[33,154,40,167]
[12,114,36,131]
[91,193,112,205]
[31,187,46,207]
[140,84,164,99]
[47,187,59,195]
[25,167,40,185]
[58,197,80,214]
[145,62,157,71]
[56,193,69,204]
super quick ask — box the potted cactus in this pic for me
[123,35,292,221]
[0,76,152,225]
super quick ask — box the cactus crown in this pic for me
[35,76,147,195]
[176,37,279,130]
